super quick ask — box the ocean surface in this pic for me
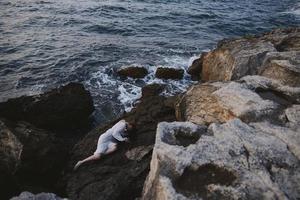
[0,0,299,124]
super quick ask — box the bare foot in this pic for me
[74,161,83,171]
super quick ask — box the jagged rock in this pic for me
[117,65,148,78]
[141,84,165,98]
[142,119,300,200]
[10,191,66,200]
[0,120,70,199]
[259,51,300,87]
[285,104,300,126]
[201,28,300,82]
[0,83,94,131]
[0,120,23,199]
[155,67,184,80]
[276,35,300,52]
[65,92,177,200]
[187,52,208,80]
[175,76,294,125]
[202,38,276,81]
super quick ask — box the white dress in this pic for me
[94,120,128,155]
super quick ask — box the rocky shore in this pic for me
[1,28,299,200]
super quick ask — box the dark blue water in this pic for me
[0,0,299,123]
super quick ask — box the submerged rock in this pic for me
[0,83,94,131]
[155,67,184,80]
[117,65,148,78]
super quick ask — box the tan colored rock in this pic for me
[201,28,300,83]
[142,120,300,200]
[176,77,281,125]
[202,39,276,81]
[259,51,300,87]
[176,83,235,125]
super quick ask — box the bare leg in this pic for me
[74,154,101,170]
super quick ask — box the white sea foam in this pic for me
[87,54,197,114]
[118,83,142,112]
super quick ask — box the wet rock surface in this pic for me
[155,67,184,80]
[0,83,94,131]
[117,65,148,78]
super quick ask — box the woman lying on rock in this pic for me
[74,119,134,170]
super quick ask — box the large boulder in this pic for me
[64,90,177,200]
[259,51,300,87]
[176,76,300,125]
[0,83,94,131]
[0,120,70,199]
[155,67,184,80]
[117,65,148,78]
[201,28,300,82]
[142,119,300,200]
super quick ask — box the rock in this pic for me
[155,67,184,80]
[187,52,208,80]
[202,38,276,81]
[201,28,300,82]
[142,119,300,200]
[117,65,148,78]
[10,191,66,200]
[276,35,300,52]
[175,76,293,125]
[65,91,177,200]
[0,120,23,199]
[285,104,300,126]
[125,145,153,161]
[259,51,300,87]
[0,83,94,131]
[141,84,165,98]
[0,120,70,199]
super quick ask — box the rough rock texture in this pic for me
[117,65,148,78]
[142,119,300,200]
[176,76,300,125]
[10,191,66,200]
[0,121,23,199]
[155,67,184,80]
[64,92,177,200]
[0,83,94,131]
[202,28,300,83]
[187,52,208,81]
[0,120,71,199]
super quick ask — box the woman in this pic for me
[74,119,133,170]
